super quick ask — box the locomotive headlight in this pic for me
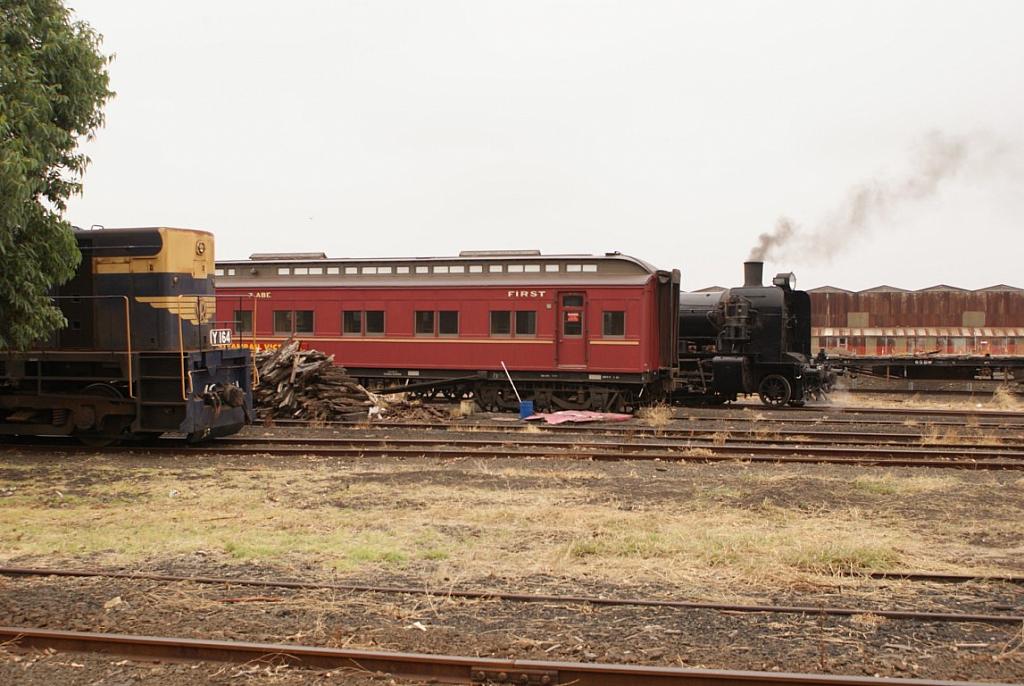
[772,272,797,290]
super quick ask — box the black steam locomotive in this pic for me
[0,227,253,445]
[675,261,833,407]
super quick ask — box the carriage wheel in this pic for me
[758,375,792,407]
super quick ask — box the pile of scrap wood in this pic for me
[254,339,375,420]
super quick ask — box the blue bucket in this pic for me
[519,400,535,419]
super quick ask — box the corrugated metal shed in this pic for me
[809,288,1024,328]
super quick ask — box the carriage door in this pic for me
[557,293,587,368]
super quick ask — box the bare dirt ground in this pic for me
[2,426,1024,684]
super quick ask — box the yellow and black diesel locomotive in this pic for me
[0,227,252,444]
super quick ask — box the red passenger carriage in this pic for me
[215,251,680,411]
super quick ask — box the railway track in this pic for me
[8,438,1024,470]
[4,626,1008,686]
[6,434,1024,470]
[2,566,1020,625]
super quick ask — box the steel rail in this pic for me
[261,414,1024,432]
[0,627,1014,686]
[217,434,1024,456]
[1,567,1020,625]
[5,441,1024,470]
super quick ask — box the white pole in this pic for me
[500,361,522,403]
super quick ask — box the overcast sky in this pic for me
[65,1,1024,290]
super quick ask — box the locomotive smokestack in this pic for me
[743,261,763,288]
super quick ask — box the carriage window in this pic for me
[294,310,314,333]
[515,311,537,336]
[366,310,385,335]
[342,311,361,334]
[562,310,583,336]
[234,310,253,334]
[273,310,293,333]
[562,294,584,307]
[603,311,625,337]
[439,310,459,335]
[415,311,435,335]
[490,311,511,335]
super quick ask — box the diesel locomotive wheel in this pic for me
[758,375,792,407]
[74,383,128,448]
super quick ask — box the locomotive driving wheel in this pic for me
[757,374,792,407]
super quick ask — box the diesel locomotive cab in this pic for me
[0,227,253,444]
[676,261,834,406]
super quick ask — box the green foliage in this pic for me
[0,0,113,349]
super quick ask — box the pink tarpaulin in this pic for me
[524,410,634,425]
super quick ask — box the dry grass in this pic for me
[637,404,673,428]
[991,386,1022,410]
[1,457,1021,588]
[852,473,955,496]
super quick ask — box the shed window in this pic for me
[378,266,392,274]
[215,268,225,276]
[309,266,323,275]
[507,264,524,273]
[397,266,410,274]
[544,264,559,272]
[366,310,385,335]
[227,268,236,276]
[524,264,541,273]
[342,311,361,334]
[327,267,340,274]
[449,265,465,274]
[277,267,290,275]
[602,311,625,337]
[362,266,378,274]
[582,264,598,272]
[345,267,358,274]
[490,311,511,335]
[439,310,459,335]
[469,265,483,273]
[294,267,309,275]
[416,266,428,274]
[566,264,582,272]
[433,266,449,274]
[415,311,435,335]
[489,265,503,273]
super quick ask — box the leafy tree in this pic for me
[0,0,113,349]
